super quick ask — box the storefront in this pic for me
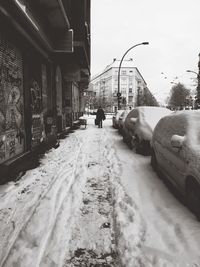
[0,32,25,164]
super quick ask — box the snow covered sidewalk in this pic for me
[0,117,144,266]
[1,116,200,267]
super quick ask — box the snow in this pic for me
[141,106,172,131]
[119,109,130,131]
[152,110,200,179]
[109,125,200,266]
[113,109,124,128]
[126,106,172,141]
[0,116,200,266]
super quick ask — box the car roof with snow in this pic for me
[127,106,172,130]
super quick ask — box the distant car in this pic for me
[118,109,131,135]
[112,110,124,128]
[92,109,97,115]
[151,110,200,219]
[123,106,172,154]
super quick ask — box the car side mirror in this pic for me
[130,118,137,124]
[171,135,184,148]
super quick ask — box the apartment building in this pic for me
[91,59,147,111]
[0,0,90,171]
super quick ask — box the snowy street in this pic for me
[0,116,200,266]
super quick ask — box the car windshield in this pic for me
[122,110,130,119]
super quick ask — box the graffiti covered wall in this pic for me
[0,33,25,164]
[30,75,45,148]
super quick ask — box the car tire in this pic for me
[151,150,158,171]
[128,137,133,149]
[122,134,127,143]
[131,136,140,153]
[186,179,200,220]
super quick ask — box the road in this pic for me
[0,116,200,267]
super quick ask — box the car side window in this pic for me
[131,110,138,118]
[125,109,138,129]
[154,115,187,147]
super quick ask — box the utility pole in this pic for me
[197,53,200,108]
[186,53,200,109]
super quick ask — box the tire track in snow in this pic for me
[0,134,83,264]
[1,132,89,267]
[61,126,120,266]
[106,125,200,266]
[101,127,149,267]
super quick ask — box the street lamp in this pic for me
[186,68,200,108]
[117,42,149,109]
[186,70,200,77]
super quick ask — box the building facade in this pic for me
[91,59,147,111]
[0,0,90,168]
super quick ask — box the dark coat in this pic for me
[96,108,105,121]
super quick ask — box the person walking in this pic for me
[96,106,105,128]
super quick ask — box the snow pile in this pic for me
[79,115,88,120]
[0,131,90,267]
[103,131,149,266]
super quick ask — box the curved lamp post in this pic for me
[186,69,200,108]
[117,42,149,109]
[186,70,200,78]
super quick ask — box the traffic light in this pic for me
[117,94,122,109]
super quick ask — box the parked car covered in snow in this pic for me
[118,109,131,135]
[123,106,172,154]
[151,110,200,219]
[112,109,124,129]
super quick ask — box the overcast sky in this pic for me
[91,0,200,103]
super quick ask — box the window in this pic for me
[128,96,133,102]
[121,77,127,85]
[121,70,126,75]
[129,88,132,93]
[122,88,126,94]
